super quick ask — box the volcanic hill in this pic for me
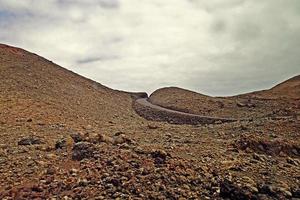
[149,76,300,119]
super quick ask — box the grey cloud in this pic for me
[77,55,120,64]
[98,0,120,9]
[0,0,299,96]
[211,19,227,33]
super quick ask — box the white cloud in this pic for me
[0,0,299,96]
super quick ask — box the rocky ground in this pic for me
[0,44,299,199]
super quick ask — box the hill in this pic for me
[248,75,300,99]
[149,77,300,119]
[0,44,137,129]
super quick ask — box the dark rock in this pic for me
[46,167,56,175]
[292,188,300,198]
[111,178,121,187]
[18,137,43,145]
[72,142,97,160]
[31,185,43,193]
[70,133,84,143]
[151,150,168,165]
[259,184,276,196]
[220,179,256,200]
[55,138,66,149]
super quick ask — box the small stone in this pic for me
[46,167,56,175]
[63,196,71,200]
[18,137,43,145]
[253,153,266,162]
[70,168,79,175]
[55,138,66,149]
[31,185,43,192]
[292,188,300,197]
[97,134,114,144]
[0,157,6,164]
[113,134,132,145]
[85,125,92,130]
[244,183,258,193]
[46,153,57,159]
[151,150,168,165]
[72,142,97,160]
[70,133,84,143]
[292,148,298,155]
[165,133,172,138]
[237,102,246,107]
[277,187,292,197]
[287,157,299,166]
[78,178,89,187]
[259,184,275,196]
[148,124,158,129]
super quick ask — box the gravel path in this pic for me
[134,98,237,125]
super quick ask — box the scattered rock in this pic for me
[72,142,97,160]
[151,150,168,165]
[292,188,300,198]
[220,179,256,200]
[18,137,43,145]
[277,187,292,198]
[259,184,276,196]
[70,133,84,143]
[55,138,66,149]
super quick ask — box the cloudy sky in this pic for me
[0,0,299,96]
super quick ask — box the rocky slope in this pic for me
[0,44,299,199]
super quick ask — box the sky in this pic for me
[0,0,299,96]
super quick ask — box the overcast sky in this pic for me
[0,0,299,96]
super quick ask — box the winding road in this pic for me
[134,98,237,125]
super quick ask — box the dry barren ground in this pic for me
[0,44,299,199]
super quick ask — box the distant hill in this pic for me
[149,76,300,118]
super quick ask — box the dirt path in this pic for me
[134,98,237,125]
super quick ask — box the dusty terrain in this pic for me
[0,44,299,199]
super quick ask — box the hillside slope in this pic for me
[0,44,138,129]
[248,75,300,99]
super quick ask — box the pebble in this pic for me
[18,137,43,145]
[72,142,97,160]
[55,138,66,149]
